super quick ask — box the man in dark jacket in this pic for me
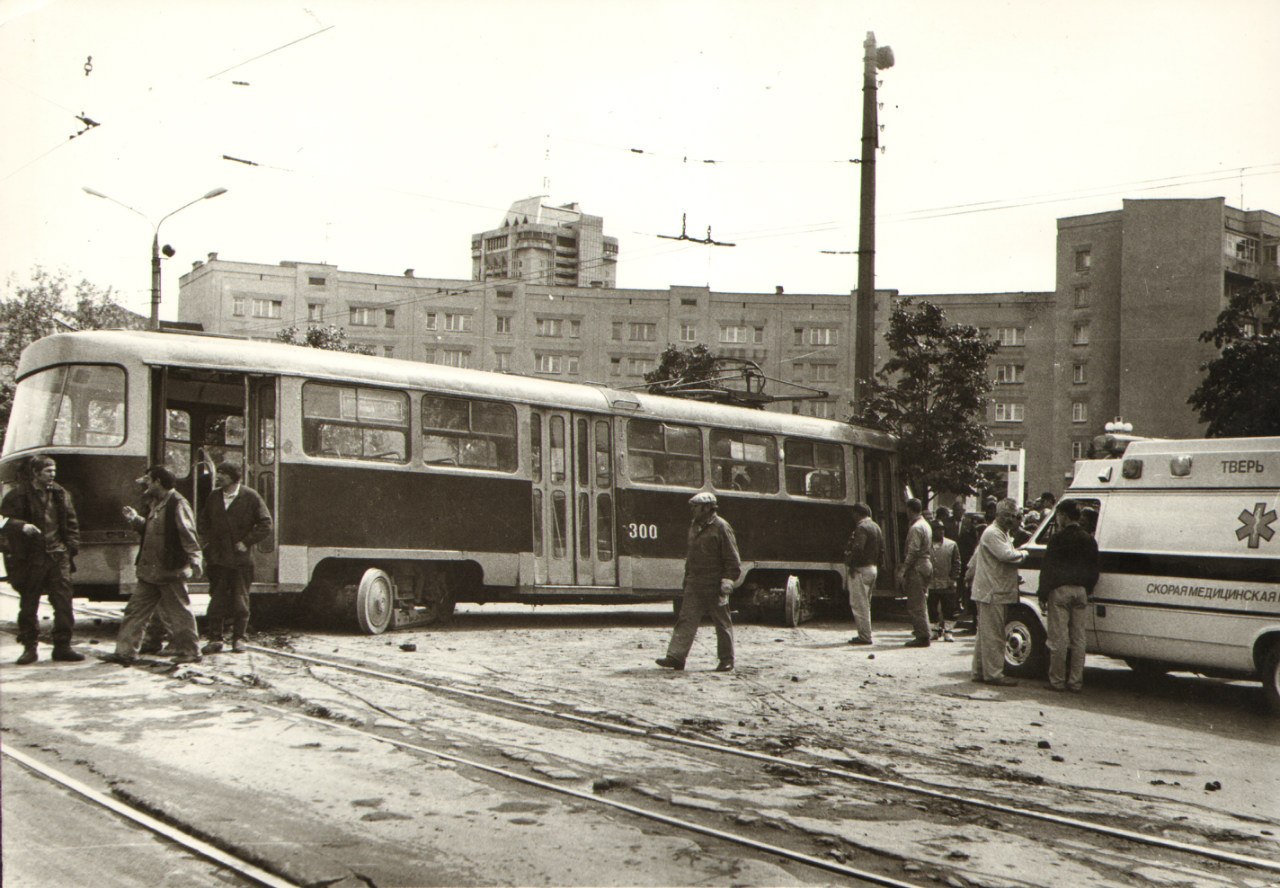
[199,461,272,654]
[656,492,741,672]
[1,455,84,664]
[106,465,204,665]
[843,501,883,645]
[1038,499,1100,692]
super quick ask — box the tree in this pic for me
[0,268,146,446]
[643,344,720,395]
[275,324,374,355]
[857,298,998,503]
[1188,281,1280,437]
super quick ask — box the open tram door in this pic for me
[529,410,618,590]
[150,367,279,584]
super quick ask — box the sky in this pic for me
[2,0,1278,322]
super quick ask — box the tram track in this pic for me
[9,595,1280,886]
[245,641,1280,877]
[1,746,300,888]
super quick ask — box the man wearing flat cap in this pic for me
[656,491,741,672]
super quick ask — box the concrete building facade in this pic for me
[471,197,619,288]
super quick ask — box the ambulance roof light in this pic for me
[1170,455,1193,477]
[1122,458,1143,479]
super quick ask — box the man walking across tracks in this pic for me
[1037,499,1099,692]
[106,466,204,665]
[1,455,85,664]
[843,501,883,646]
[965,497,1028,686]
[656,492,741,673]
[200,461,272,654]
[898,498,934,647]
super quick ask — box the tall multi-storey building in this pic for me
[471,197,619,288]
[177,197,1280,505]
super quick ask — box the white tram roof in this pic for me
[20,331,896,450]
[1068,436,1280,490]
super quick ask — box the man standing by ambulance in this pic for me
[965,497,1027,686]
[1038,499,1099,692]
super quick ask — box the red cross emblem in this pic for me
[1236,502,1277,549]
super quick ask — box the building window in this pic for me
[485,235,508,251]
[1073,363,1086,384]
[1073,286,1089,308]
[991,439,1023,451]
[566,355,580,374]
[441,349,470,368]
[994,402,1025,422]
[680,298,698,306]
[252,298,282,319]
[231,296,246,317]
[996,326,1025,346]
[810,363,836,383]
[994,363,1024,384]
[536,353,563,374]
[805,400,835,419]
[495,316,512,335]
[1233,236,1259,263]
[1073,322,1090,345]
[494,351,510,372]
[423,348,436,363]
[1074,248,1092,272]
[679,323,696,342]
[382,345,395,357]
[350,306,375,326]
[795,327,837,346]
[609,357,622,376]
[496,288,514,299]
[383,309,396,328]
[307,303,322,321]
[1072,401,1088,423]
[536,317,563,338]
[753,326,765,344]
[568,319,581,338]
[445,313,471,333]
[1071,440,1088,460]
[424,312,437,331]
[628,357,654,375]
[629,322,656,342]
[611,322,623,341]
[719,325,749,344]
[308,276,326,286]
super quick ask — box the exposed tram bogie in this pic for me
[3,331,902,634]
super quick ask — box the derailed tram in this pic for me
[0,330,902,633]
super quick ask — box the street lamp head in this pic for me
[875,46,895,70]
[82,186,109,199]
[203,187,228,200]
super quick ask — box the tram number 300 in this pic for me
[626,523,659,540]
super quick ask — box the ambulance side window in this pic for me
[1037,498,1101,544]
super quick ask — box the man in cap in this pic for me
[656,492,741,672]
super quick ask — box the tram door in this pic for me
[152,368,279,582]
[530,410,617,586]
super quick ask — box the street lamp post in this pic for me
[82,186,228,330]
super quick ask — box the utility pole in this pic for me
[854,31,893,412]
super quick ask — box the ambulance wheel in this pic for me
[350,568,396,635]
[1003,605,1048,678]
[1263,644,1280,717]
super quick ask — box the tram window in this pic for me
[551,490,568,557]
[626,419,703,487]
[532,489,544,556]
[303,382,409,463]
[164,409,192,478]
[784,438,846,499]
[597,493,614,561]
[594,420,612,487]
[8,364,126,451]
[710,429,778,493]
[527,414,542,483]
[549,416,566,482]
[422,395,516,472]
[579,491,590,553]
[576,418,590,487]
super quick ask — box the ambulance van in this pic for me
[1003,436,1280,714]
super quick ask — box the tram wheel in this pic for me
[782,576,803,627]
[350,568,396,635]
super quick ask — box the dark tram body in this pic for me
[1,331,901,632]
